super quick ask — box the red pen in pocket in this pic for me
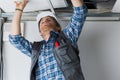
[54,41,60,47]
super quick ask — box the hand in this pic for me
[14,0,29,10]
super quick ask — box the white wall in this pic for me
[3,21,42,80]
[79,21,120,80]
[3,20,120,80]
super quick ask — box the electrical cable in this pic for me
[0,17,4,80]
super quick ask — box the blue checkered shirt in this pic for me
[9,5,87,80]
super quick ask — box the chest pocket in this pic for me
[53,43,79,66]
[55,43,71,65]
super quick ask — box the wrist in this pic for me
[15,8,23,12]
[71,0,83,7]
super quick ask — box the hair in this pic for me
[38,16,61,32]
[50,16,61,28]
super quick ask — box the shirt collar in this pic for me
[42,31,59,43]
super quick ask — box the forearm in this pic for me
[10,0,28,35]
[71,0,83,7]
[9,35,32,57]
[10,10,22,35]
[63,5,88,45]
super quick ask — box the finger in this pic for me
[14,1,22,7]
[24,0,29,4]
[14,1,19,6]
[21,0,28,2]
[14,1,22,4]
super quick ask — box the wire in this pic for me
[84,0,111,3]
[0,17,5,80]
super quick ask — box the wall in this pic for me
[3,19,120,80]
[3,21,42,80]
[79,20,120,80]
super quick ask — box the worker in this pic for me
[9,0,88,80]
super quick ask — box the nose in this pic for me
[41,18,50,24]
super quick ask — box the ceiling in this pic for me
[0,0,120,21]
[0,0,118,13]
[0,0,68,12]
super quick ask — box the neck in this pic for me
[42,33,50,41]
[40,29,58,41]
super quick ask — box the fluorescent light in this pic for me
[0,0,68,12]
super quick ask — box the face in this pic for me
[39,16,60,34]
[38,16,61,40]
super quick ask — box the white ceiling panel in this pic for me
[112,0,120,13]
[0,0,68,12]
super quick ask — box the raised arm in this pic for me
[63,0,88,45]
[10,0,28,35]
[9,0,32,57]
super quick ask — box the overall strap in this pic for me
[32,42,42,51]
[58,31,74,45]
[30,41,42,80]
[31,41,42,69]
[58,31,79,54]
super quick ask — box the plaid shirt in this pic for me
[9,5,87,80]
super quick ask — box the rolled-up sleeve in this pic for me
[63,5,88,45]
[9,34,32,57]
